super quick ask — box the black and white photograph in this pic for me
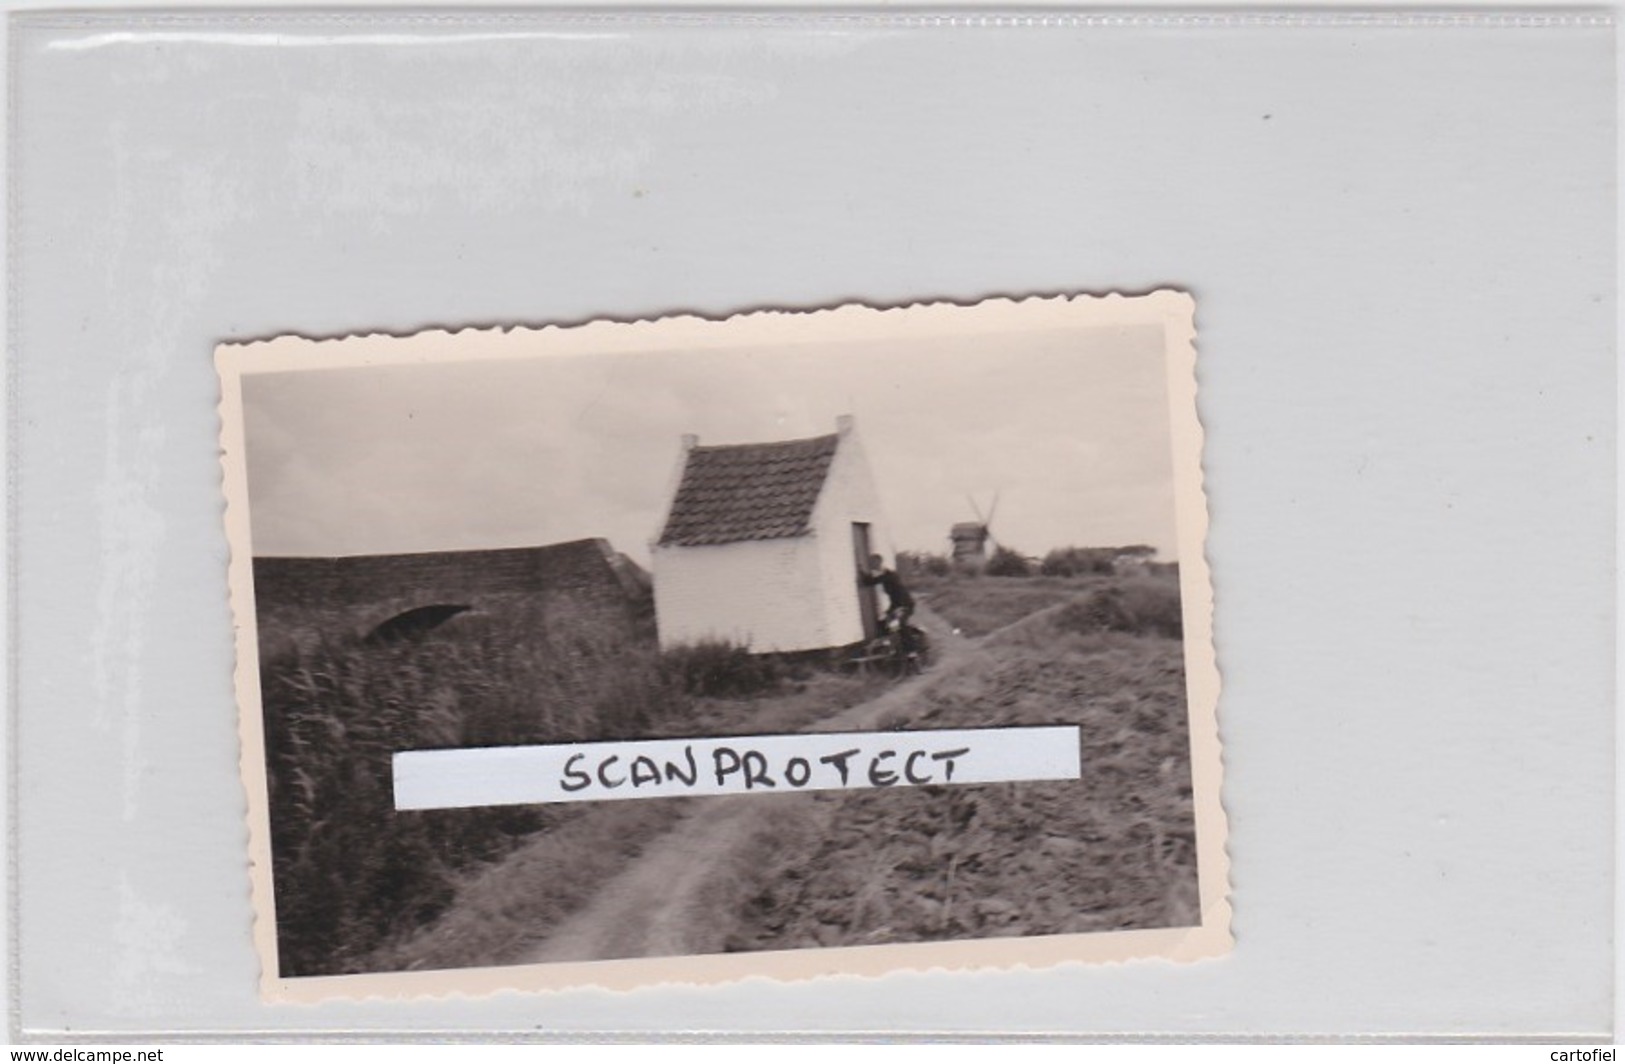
[217,294,1227,996]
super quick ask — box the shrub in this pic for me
[661,639,782,699]
[1041,546,1161,577]
[1055,588,1133,635]
[1116,578,1185,639]
[984,545,1034,577]
[1148,560,1180,581]
[1054,579,1184,639]
[896,550,952,579]
[1040,547,1114,577]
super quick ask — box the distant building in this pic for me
[651,415,891,653]
[949,522,990,569]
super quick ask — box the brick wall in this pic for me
[253,538,633,615]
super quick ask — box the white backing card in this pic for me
[7,7,1616,1039]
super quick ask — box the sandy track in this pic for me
[523,605,969,963]
[525,794,785,961]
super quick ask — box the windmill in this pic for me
[949,491,1000,571]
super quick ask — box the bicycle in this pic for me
[852,611,932,677]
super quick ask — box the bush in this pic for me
[1054,579,1184,639]
[661,639,782,699]
[896,550,952,579]
[1040,547,1114,577]
[1116,578,1185,639]
[984,546,1034,577]
[1041,545,1160,577]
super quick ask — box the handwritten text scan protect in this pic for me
[393,727,1082,810]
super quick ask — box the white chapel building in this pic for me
[651,415,892,653]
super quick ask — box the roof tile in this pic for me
[658,433,839,547]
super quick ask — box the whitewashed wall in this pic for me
[651,536,828,652]
[811,422,893,646]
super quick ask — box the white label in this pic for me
[393,726,1081,811]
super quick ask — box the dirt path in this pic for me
[522,604,971,963]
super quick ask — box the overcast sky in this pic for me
[242,324,1179,565]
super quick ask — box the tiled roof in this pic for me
[658,433,840,547]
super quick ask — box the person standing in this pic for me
[859,553,915,630]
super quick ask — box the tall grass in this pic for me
[726,592,1198,951]
[258,593,689,976]
[261,562,1195,970]
[1053,577,1184,640]
[369,660,892,972]
[660,639,782,699]
[917,569,1182,640]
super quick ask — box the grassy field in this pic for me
[256,582,891,975]
[368,667,891,972]
[723,574,1198,951]
[256,589,702,976]
[911,573,1113,636]
[256,564,1195,972]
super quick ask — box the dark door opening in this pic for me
[851,521,879,640]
